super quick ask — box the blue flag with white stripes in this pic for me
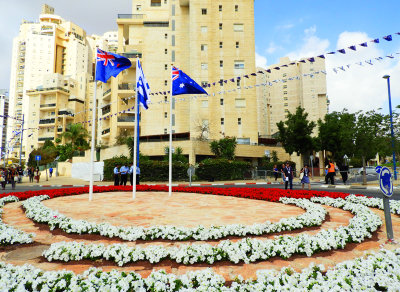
[136,59,151,109]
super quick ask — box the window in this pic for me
[165,64,168,70]
[219,42,223,48]
[151,0,161,6]
[285,109,289,113]
[202,8,207,15]
[236,41,239,48]
[136,5,142,11]
[165,33,168,39]
[165,49,168,54]
[164,112,167,118]
[201,63,208,70]
[202,100,208,108]
[219,5,222,11]
[284,96,288,101]
[284,103,288,107]
[234,60,245,69]
[283,85,287,89]
[220,99,224,105]
[235,99,246,108]
[238,118,242,125]
[220,60,223,68]
[165,80,168,86]
[219,79,224,86]
[164,0,167,3]
[201,26,208,33]
[284,91,288,95]
[235,5,238,11]
[221,118,224,125]
[237,79,240,87]
[233,24,244,31]
[219,23,223,30]
[164,128,168,134]
[283,73,287,77]
[201,44,208,51]
[164,96,168,102]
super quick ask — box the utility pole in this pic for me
[19,114,24,166]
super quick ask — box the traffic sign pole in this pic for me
[376,166,395,241]
[383,196,394,240]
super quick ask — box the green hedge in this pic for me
[196,159,252,181]
[104,155,188,181]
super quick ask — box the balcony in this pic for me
[102,106,111,116]
[102,128,110,136]
[118,14,144,19]
[40,103,56,109]
[26,87,69,94]
[103,88,111,97]
[118,83,135,91]
[57,127,63,133]
[39,118,55,125]
[58,109,74,117]
[38,137,54,142]
[117,115,135,123]
[121,52,142,59]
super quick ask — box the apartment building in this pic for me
[0,90,9,158]
[98,0,291,164]
[257,57,329,136]
[8,5,94,159]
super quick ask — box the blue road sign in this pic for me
[35,155,41,161]
[376,166,393,197]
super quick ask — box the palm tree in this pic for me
[61,124,89,147]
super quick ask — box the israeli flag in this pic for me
[136,59,151,110]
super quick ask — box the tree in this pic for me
[276,107,316,164]
[27,147,57,168]
[164,146,188,163]
[61,124,89,148]
[317,110,357,163]
[271,151,279,163]
[210,137,237,160]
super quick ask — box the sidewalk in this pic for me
[15,175,395,190]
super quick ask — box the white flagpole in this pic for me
[169,64,173,197]
[133,58,139,199]
[89,53,98,202]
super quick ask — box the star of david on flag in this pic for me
[136,59,151,109]
[172,66,208,96]
[95,49,132,83]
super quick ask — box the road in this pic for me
[0,181,398,200]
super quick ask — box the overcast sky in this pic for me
[1,0,400,113]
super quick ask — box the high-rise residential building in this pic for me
[257,57,329,136]
[0,90,9,159]
[8,5,94,159]
[100,0,290,164]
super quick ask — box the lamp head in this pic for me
[383,75,390,79]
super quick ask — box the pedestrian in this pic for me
[325,160,336,185]
[8,167,16,190]
[0,168,6,190]
[280,163,285,183]
[136,165,140,185]
[113,164,120,186]
[119,164,129,186]
[300,165,312,190]
[273,165,279,181]
[283,162,293,190]
[338,162,349,185]
[28,167,34,183]
[35,167,40,183]
[129,163,134,186]
[49,167,53,178]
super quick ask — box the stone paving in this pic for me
[1,191,399,281]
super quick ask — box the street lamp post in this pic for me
[383,75,397,180]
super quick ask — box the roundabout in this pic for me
[0,186,400,290]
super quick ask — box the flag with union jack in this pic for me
[96,49,132,83]
[171,66,208,96]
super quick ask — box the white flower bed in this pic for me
[346,194,400,214]
[2,248,400,291]
[0,196,33,245]
[22,196,327,241]
[43,197,382,266]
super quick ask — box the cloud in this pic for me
[287,26,330,60]
[325,31,400,113]
[265,42,280,54]
[276,23,294,30]
[256,52,268,68]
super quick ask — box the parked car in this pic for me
[357,166,377,175]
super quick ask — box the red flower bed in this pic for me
[0,185,361,202]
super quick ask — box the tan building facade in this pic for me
[257,57,329,136]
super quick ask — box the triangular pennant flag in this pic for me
[327,51,336,54]
[346,64,351,68]
[383,35,392,41]
[274,66,281,69]
[387,54,394,59]
[338,49,346,54]
[299,60,306,63]
[224,80,228,83]
[244,75,249,78]
[251,73,257,76]
[289,62,296,65]
[372,38,379,43]
[333,68,338,73]
[308,57,315,62]
[365,60,373,65]
[317,55,325,59]
[257,71,264,74]
[349,45,356,51]
[230,78,235,82]
[396,32,400,35]
[266,69,271,73]
[282,65,288,67]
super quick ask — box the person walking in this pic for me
[283,162,293,190]
[273,165,279,181]
[17,167,23,183]
[300,165,312,190]
[49,167,53,178]
[28,167,34,183]
[325,160,336,185]
[338,162,349,185]
[0,168,6,190]
[34,167,40,183]
[8,167,16,190]
[113,164,120,186]
[119,164,129,186]
[280,163,286,183]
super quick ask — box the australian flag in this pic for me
[96,49,132,83]
[172,66,208,96]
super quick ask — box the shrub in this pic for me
[196,159,252,181]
